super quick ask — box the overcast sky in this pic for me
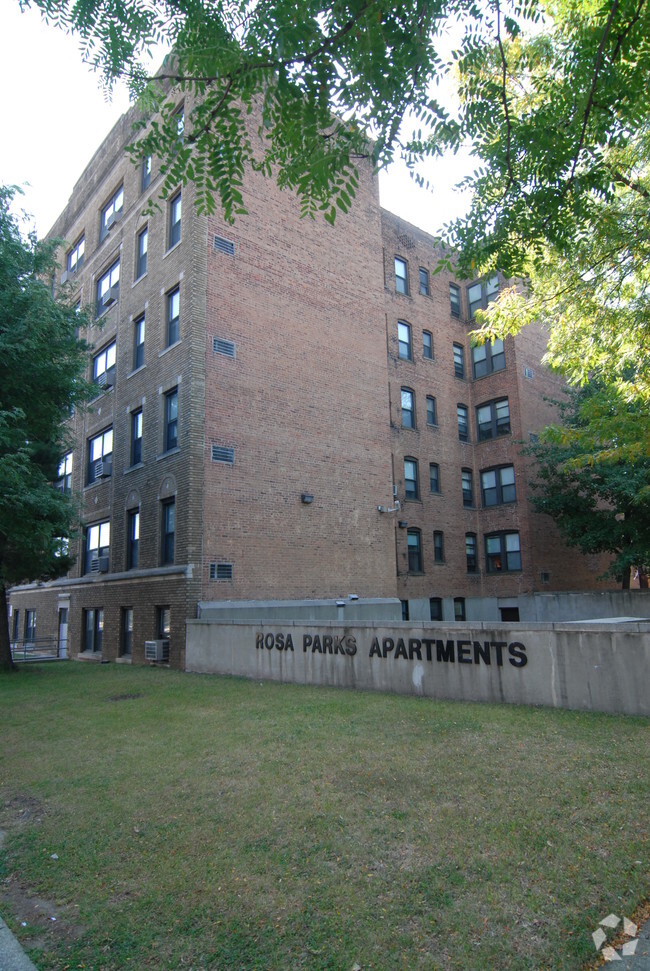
[1,3,472,241]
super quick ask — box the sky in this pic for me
[1,3,473,241]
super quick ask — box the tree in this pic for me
[525,384,650,588]
[0,187,90,672]
[19,0,650,466]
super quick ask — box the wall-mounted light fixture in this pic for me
[301,493,314,504]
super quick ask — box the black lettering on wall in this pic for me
[312,634,323,654]
[322,634,333,655]
[345,636,357,656]
[408,639,422,661]
[436,640,455,663]
[382,638,395,658]
[369,637,381,658]
[395,638,408,660]
[422,638,434,662]
[508,642,528,667]
[457,640,472,664]
[491,641,506,666]
[255,633,264,650]
[474,640,491,665]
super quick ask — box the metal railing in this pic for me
[11,637,61,662]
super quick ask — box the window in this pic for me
[397,321,412,360]
[57,452,73,492]
[161,498,175,565]
[429,462,440,494]
[127,509,140,569]
[422,330,433,360]
[453,343,465,378]
[407,529,422,573]
[404,458,419,500]
[25,610,36,644]
[210,562,233,580]
[457,404,469,442]
[136,226,148,278]
[168,192,182,249]
[401,600,410,621]
[141,155,152,191]
[131,409,143,466]
[93,341,116,389]
[472,338,505,377]
[121,608,133,656]
[486,531,522,573]
[84,608,104,653]
[133,314,145,370]
[419,267,429,295]
[481,465,516,506]
[466,533,478,573]
[426,395,437,426]
[429,597,442,621]
[164,388,178,451]
[401,388,415,429]
[13,609,20,644]
[477,398,511,441]
[434,530,445,563]
[462,468,474,507]
[100,185,124,241]
[454,597,466,622]
[175,105,185,142]
[468,274,499,319]
[158,605,171,639]
[67,235,84,275]
[167,286,180,346]
[95,258,120,315]
[85,521,110,573]
[87,428,113,484]
[395,257,408,294]
[449,283,461,317]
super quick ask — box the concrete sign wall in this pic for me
[185,620,650,717]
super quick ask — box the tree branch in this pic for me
[495,0,515,191]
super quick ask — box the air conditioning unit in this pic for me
[90,556,109,574]
[99,455,112,477]
[105,366,116,388]
[97,372,107,387]
[60,270,69,285]
[145,639,170,662]
[101,285,118,308]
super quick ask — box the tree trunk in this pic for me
[0,582,18,672]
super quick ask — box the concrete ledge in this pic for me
[186,620,650,717]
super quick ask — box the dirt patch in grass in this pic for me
[0,790,86,959]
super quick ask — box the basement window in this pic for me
[210,563,233,580]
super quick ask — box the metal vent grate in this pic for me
[213,337,235,358]
[397,233,416,250]
[210,562,233,581]
[213,235,235,255]
[211,445,234,464]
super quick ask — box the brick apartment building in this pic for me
[7,99,607,668]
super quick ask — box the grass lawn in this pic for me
[0,662,648,970]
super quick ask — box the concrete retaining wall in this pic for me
[185,620,650,717]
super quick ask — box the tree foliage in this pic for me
[526,384,650,588]
[19,0,650,462]
[0,187,91,671]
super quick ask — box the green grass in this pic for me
[1,662,648,970]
